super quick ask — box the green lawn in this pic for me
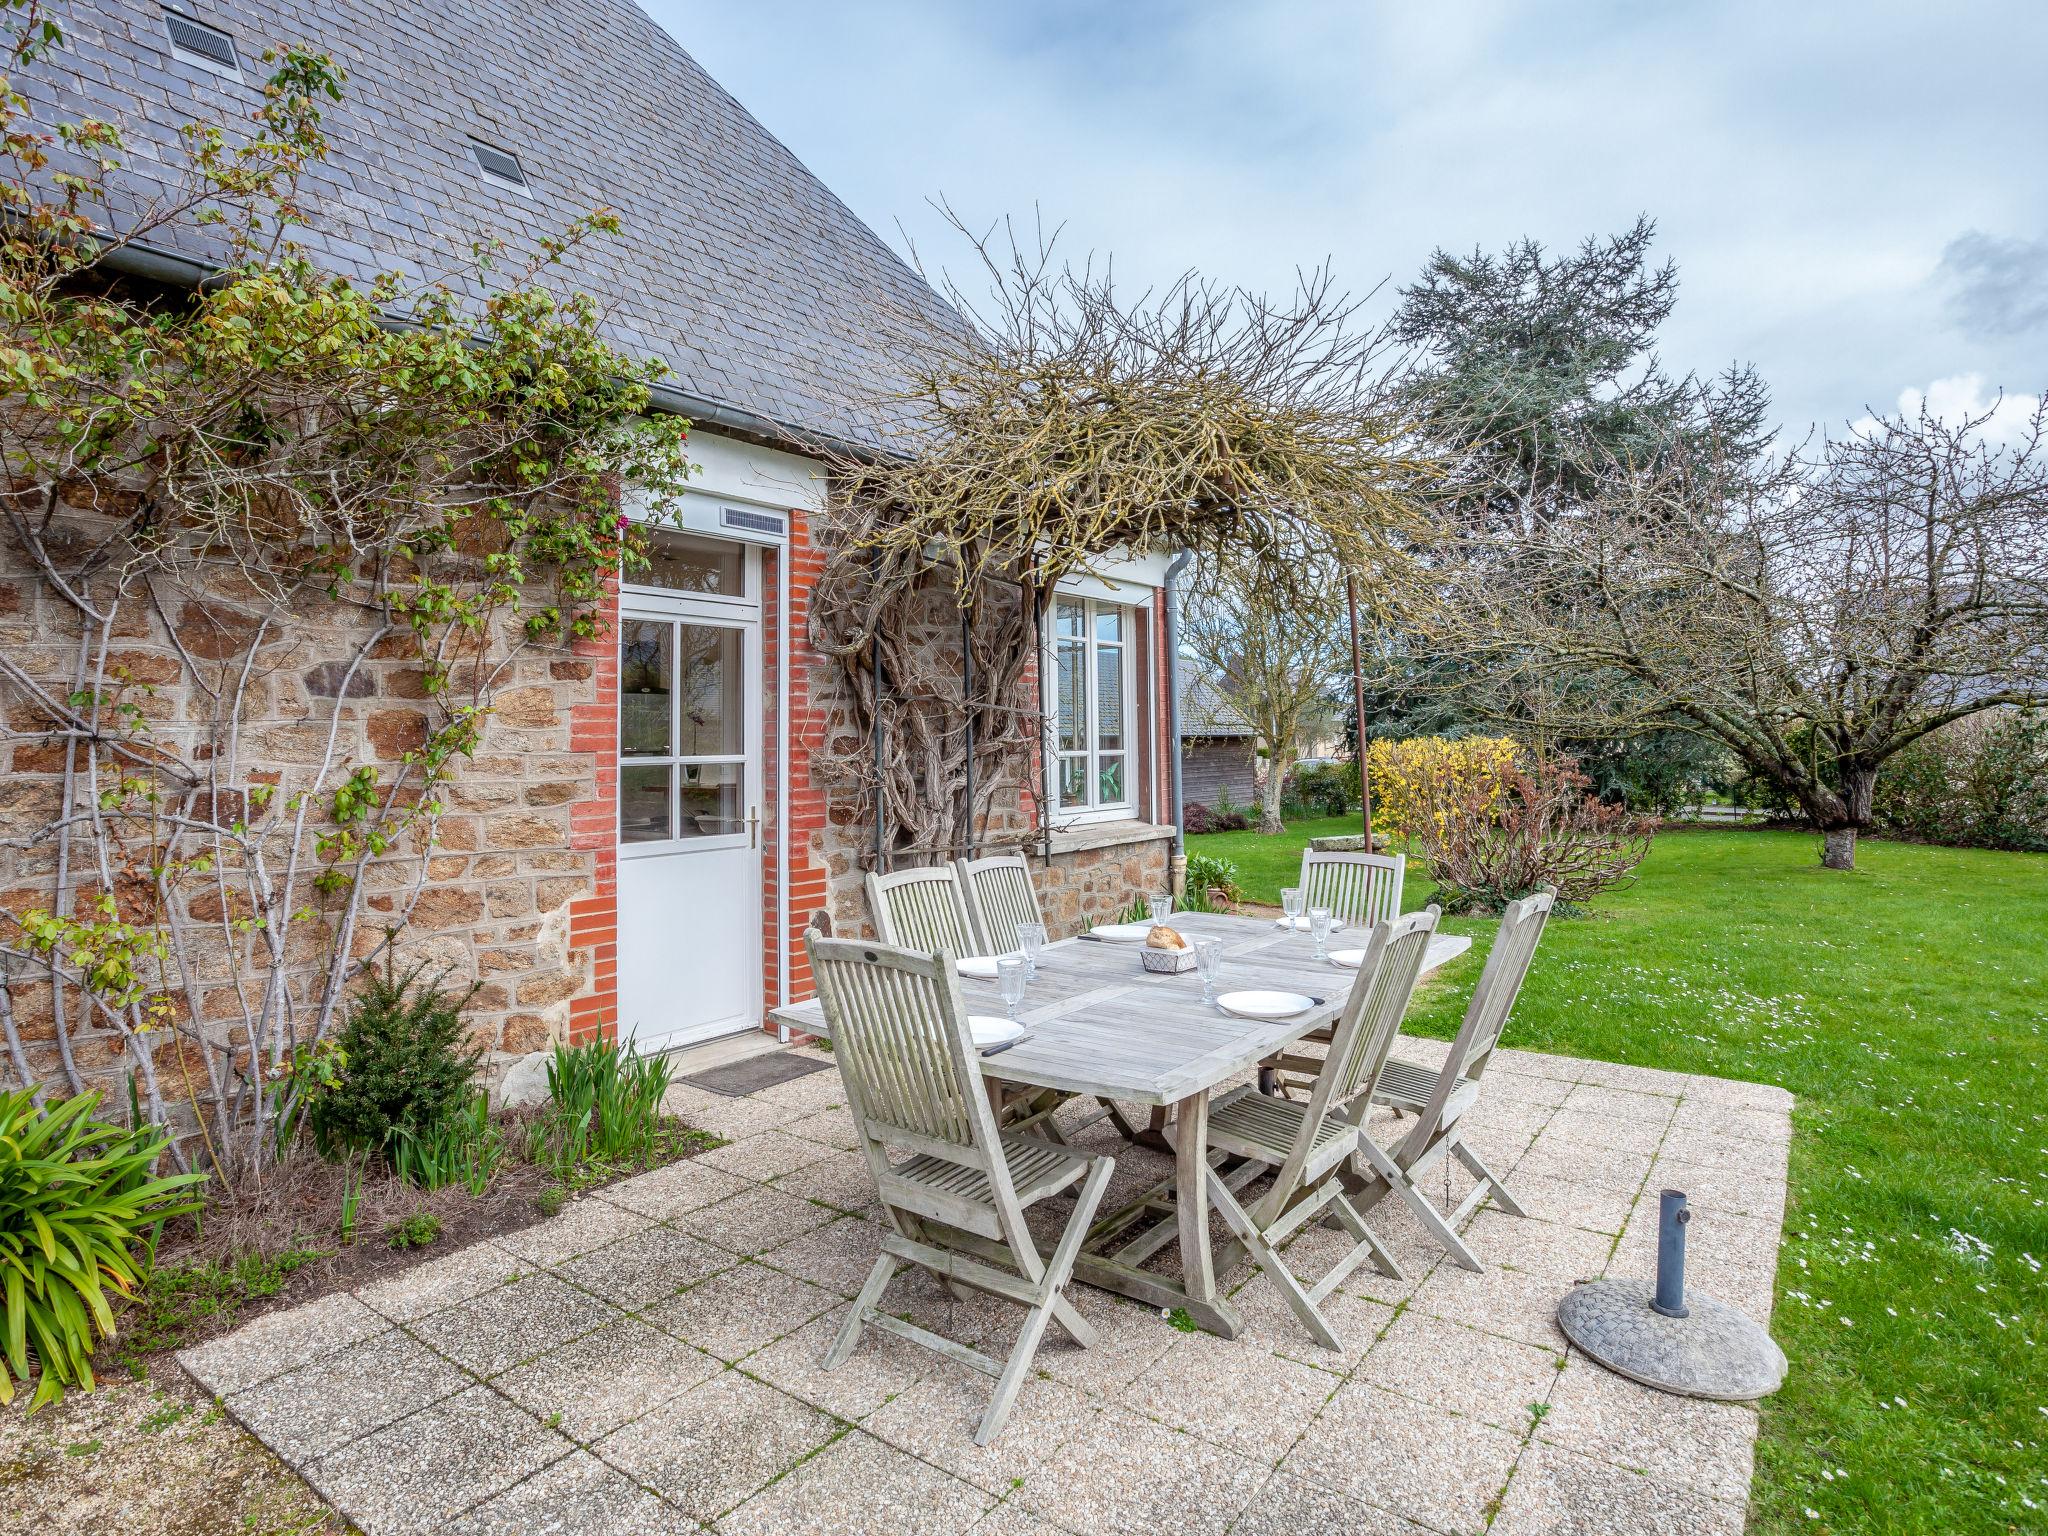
[1186,822,2048,1534]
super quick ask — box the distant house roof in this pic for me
[1179,673,1254,739]
[22,0,957,449]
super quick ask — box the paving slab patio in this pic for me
[178,1044,1790,1535]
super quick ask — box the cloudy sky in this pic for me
[652,0,2047,442]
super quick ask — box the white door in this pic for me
[616,534,762,1052]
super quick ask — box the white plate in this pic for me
[967,1016,1025,1049]
[956,952,1023,981]
[1215,989,1319,1021]
[1327,948,1367,969]
[1273,915,1346,933]
[1089,921,1154,943]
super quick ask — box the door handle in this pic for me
[748,805,761,849]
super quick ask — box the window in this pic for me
[1049,595,1135,816]
[631,528,747,598]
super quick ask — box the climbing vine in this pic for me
[0,6,694,1173]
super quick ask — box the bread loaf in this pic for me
[1145,923,1188,951]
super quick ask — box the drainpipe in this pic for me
[776,543,791,1042]
[1162,551,1193,898]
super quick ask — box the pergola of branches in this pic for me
[807,215,1431,865]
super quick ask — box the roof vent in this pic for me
[468,140,528,190]
[163,10,240,76]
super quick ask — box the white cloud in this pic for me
[1851,374,2042,448]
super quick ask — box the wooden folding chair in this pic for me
[1201,907,1441,1351]
[1355,889,1555,1271]
[866,865,979,956]
[806,933,1115,1443]
[955,852,1042,955]
[1264,848,1409,1097]
[1299,848,1406,929]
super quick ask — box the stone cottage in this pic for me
[4,0,1182,1087]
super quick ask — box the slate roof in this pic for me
[1178,673,1254,739]
[20,0,956,448]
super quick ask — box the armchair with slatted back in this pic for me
[865,865,978,957]
[806,933,1114,1442]
[1353,888,1555,1270]
[1299,848,1405,929]
[1202,907,1442,1350]
[955,853,1042,956]
[1263,848,1409,1097]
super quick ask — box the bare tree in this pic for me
[1180,556,1349,833]
[1417,399,2048,868]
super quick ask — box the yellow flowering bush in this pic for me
[1366,736,1521,838]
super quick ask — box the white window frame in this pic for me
[1045,594,1141,825]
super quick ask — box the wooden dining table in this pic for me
[768,909,1473,1340]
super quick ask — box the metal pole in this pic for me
[1651,1189,1691,1318]
[1345,574,1374,848]
[961,602,975,860]
[1162,552,1193,895]
[871,628,887,875]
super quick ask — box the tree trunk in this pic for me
[1258,752,1289,835]
[1819,765,1878,871]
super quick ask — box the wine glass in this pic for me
[1194,937,1222,1005]
[1017,921,1047,980]
[1148,892,1173,925]
[1281,886,1305,930]
[997,955,1027,1022]
[1309,905,1334,962]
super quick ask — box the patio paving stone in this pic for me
[440,1449,697,1535]
[769,1153,882,1213]
[1462,1212,1615,1282]
[167,1047,1789,1536]
[1011,1404,1267,1536]
[1115,1329,1340,1459]
[1489,1441,1746,1536]
[779,1103,863,1150]
[552,1221,735,1308]
[178,1290,388,1396]
[357,1238,525,1324]
[679,1182,840,1255]
[1513,1144,1656,1196]
[1227,1279,1397,1370]
[1031,1289,1180,1396]
[1499,1170,1642,1235]
[641,1258,841,1361]
[699,1127,835,1180]
[863,1371,1107,1496]
[1282,1381,1524,1534]
[595,1156,752,1220]
[225,1327,470,1462]
[411,1268,619,1378]
[1533,1109,1672,1158]
[494,1196,651,1267]
[1356,1309,1564,1431]
[301,1384,573,1536]
[1410,1259,1576,1352]
[746,1308,935,1420]
[1539,1354,1758,1502]
[590,1369,841,1522]
[757,1212,883,1295]
[490,1314,722,1441]
[1228,1469,1438,1536]
[719,1426,995,1536]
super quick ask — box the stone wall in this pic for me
[0,536,605,1141]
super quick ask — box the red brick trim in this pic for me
[565,576,620,1045]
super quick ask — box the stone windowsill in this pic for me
[1043,819,1178,857]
